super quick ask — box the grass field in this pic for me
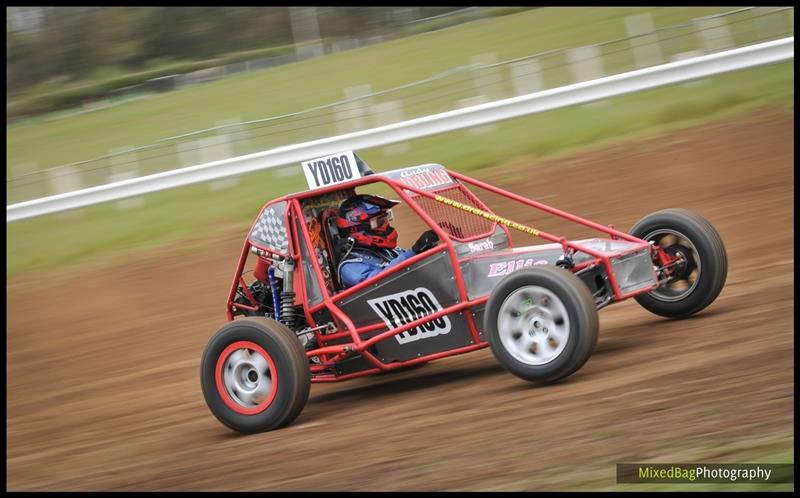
[6,7,794,276]
[7,7,741,172]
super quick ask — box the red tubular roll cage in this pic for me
[226,169,671,382]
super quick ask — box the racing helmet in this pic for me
[336,194,399,249]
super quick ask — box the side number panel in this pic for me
[333,251,474,362]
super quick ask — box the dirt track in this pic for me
[7,108,794,491]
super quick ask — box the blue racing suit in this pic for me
[338,247,417,290]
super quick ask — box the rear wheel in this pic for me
[200,317,310,433]
[630,208,727,318]
[485,266,599,384]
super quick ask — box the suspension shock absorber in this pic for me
[279,258,296,328]
[267,266,281,321]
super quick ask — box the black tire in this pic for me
[484,266,599,384]
[630,208,727,318]
[200,317,311,433]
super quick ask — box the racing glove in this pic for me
[412,229,440,254]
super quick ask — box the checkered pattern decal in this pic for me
[249,200,289,254]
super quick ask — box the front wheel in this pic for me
[485,266,599,384]
[630,208,727,318]
[200,317,311,433]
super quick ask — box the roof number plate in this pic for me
[302,151,362,190]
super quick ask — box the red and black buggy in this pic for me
[200,151,728,433]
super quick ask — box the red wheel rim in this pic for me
[215,340,278,415]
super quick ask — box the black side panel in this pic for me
[332,250,475,363]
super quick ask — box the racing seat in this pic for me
[319,207,350,291]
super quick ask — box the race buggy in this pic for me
[200,151,728,433]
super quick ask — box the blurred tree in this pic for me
[227,7,271,51]
[7,22,28,92]
[245,7,293,49]
[5,5,486,97]
[87,7,147,71]
[37,7,95,80]
[140,7,187,61]
[317,7,384,39]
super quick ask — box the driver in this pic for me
[336,194,440,289]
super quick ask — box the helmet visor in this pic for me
[369,210,393,229]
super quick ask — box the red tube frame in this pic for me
[225,168,672,381]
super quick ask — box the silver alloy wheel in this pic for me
[497,285,570,365]
[222,348,273,408]
[645,228,702,302]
